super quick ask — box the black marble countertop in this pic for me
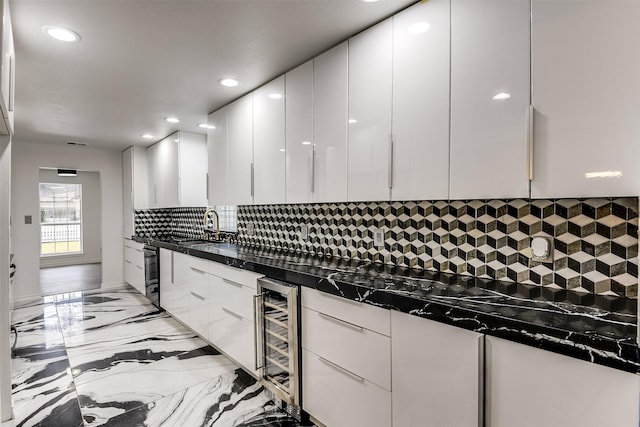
[135,236,640,374]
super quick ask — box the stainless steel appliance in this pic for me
[143,245,160,308]
[255,277,302,420]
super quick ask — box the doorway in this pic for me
[38,168,102,295]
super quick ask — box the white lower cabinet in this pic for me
[391,311,483,427]
[123,239,145,294]
[209,305,256,376]
[187,257,211,337]
[301,288,392,427]
[159,250,189,325]
[485,336,640,427]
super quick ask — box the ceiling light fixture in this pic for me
[585,170,623,179]
[360,0,381,3]
[301,141,312,145]
[43,25,81,42]
[408,21,432,35]
[219,78,240,88]
[492,92,511,100]
[57,168,77,177]
[198,123,215,129]
[165,117,180,123]
[268,93,283,100]
[141,133,154,139]
[348,119,358,124]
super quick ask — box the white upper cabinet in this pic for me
[449,0,531,200]
[285,60,314,204]
[253,76,286,205]
[227,93,254,206]
[147,131,206,208]
[178,131,207,206]
[122,146,148,237]
[348,19,393,202]
[207,107,228,206]
[391,0,450,201]
[313,42,348,203]
[530,0,640,198]
[0,0,13,135]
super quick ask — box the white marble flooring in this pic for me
[9,283,303,427]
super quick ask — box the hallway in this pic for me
[39,263,102,296]
[9,283,301,426]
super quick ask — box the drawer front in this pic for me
[189,256,211,276]
[210,275,256,320]
[208,261,262,290]
[302,307,391,390]
[188,264,209,298]
[209,305,257,375]
[124,239,144,251]
[303,349,391,427]
[188,291,210,337]
[301,287,390,336]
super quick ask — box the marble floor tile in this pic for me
[54,289,154,308]
[87,368,299,427]
[57,304,164,338]
[67,328,208,386]
[76,346,237,421]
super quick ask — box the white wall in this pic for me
[11,141,123,300]
[38,169,102,268]
[0,135,12,421]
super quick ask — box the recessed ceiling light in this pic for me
[301,141,312,145]
[43,25,81,42]
[141,133,154,139]
[348,119,358,124]
[219,78,240,88]
[279,148,286,152]
[408,21,431,35]
[585,170,623,179]
[268,93,283,100]
[165,117,180,123]
[198,123,215,129]
[360,0,380,3]
[492,92,511,100]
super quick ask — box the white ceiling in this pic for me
[10,0,415,151]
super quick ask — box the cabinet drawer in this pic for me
[188,290,210,337]
[124,239,144,251]
[188,264,209,298]
[209,305,256,375]
[301,287,390,336]
[210,275,255,321]
[208,261,262,290]
[189,256,211,275]
[302,307,391,390]
[303,349,391,427]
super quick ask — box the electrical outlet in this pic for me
[246,222,255,236]
[24,215,32,225]
[373,228,384,248]
[300,224,308,241]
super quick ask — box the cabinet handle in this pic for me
[222,306,243,319]
[136,265,143,270]
[311,148,315,194]
[478,335,485,427]
[153,184,157,206]
[190,291,205,301]
[317,290,362,305]
[526,105,534,181]
[388,134,394,189]
[206,173,209,201]
[222,277,243,288]
[190,266,206,274]
[177,177,181,205]
[250,162,255,198]
[254,293,264,371]
[318,312,363,332]
[171,251,174,284]
[125,260,132,264]
[318,356,364,383]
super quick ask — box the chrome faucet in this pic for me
[203,207,220,241]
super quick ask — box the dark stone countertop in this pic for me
[135,236,640,374]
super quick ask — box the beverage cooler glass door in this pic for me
[256,278,299,406]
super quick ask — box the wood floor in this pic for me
[40,263,102,295]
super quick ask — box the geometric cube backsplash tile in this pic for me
[134,207,238,242]
[237,198,639,298]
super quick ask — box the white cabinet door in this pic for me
[148,135,179,208]
[187,260,210,337]
[391,0,450,201]
[285,60,314,204]
[146,143,158,208]
[123,148,134,238]
[391,311,483,427]
[168,251,190,324]
[449,0,530,199]
[253,76,286,204]
[177,131,207,207]
[123,240,144,294]
[313,42,348,203]
[486,336,639,427]
[207,107,228,206]
[131,147,148,209]
[227,94,254,205]
[159,248,173,312]
[530,0,640,198]
[347,19,393,202]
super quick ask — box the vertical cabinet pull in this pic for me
[250,162,255,198]
[206,173,209,201]
[311,148,315,194]
[526,105,534,181]
[388,135,394,189]
[478,335,485,427]
[170,251,174,284]
[253,293,264,371]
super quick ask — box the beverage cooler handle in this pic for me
[253,293,264,371]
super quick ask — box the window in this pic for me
[39,182,83,256]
